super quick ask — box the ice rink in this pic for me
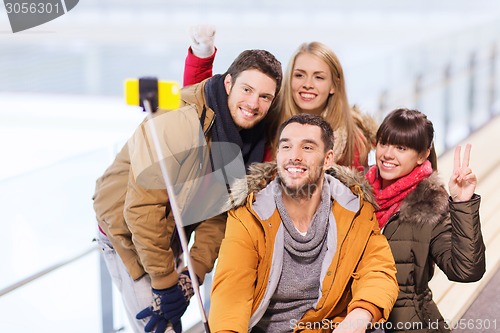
[1,1,500,332]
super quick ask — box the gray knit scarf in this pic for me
[275,178,331,262]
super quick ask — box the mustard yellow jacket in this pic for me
[209,163,398,332]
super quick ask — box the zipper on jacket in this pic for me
[317,201,361,310]
[202,106,215,136]
[199,106,215,170]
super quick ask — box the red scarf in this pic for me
[366,160,433,228]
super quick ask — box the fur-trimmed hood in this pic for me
[398,172,450,227]
[351,104,378,146]
[226,161,377,210]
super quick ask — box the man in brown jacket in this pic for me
[93,49,282,333]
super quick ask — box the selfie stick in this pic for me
[125,77,211,333]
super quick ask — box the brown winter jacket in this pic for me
[209,163,399,332]
[382,172,485,332]
[93,80,226,289]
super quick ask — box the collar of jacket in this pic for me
[397,172,449,227]
[249,173,361,222]
[180,79,215,135]
[225,162,377,212]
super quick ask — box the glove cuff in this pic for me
[191,43,215,58]
[178,271,195,301]
[152,282,178,294]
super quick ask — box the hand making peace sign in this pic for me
[448,144,477,202]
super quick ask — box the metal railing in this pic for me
[375,42,499,153]
[0,247,97,298]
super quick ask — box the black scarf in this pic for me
[204,74,267,170]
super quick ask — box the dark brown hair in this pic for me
[278,113,334,151]
[376,108,438,170]
[224,49,283,97]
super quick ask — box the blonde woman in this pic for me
[184,27,376,171]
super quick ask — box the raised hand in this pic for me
[189,24,216,58]
[448,144,477,202]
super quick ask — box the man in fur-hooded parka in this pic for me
[209,115,398,332]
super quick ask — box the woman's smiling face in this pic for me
[376,142,429,188]
[290,53,335,115]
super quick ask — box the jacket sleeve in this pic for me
[349,213,399,322]
[209,209,258,333]
[93,143,145,279]
[431,194,486,282]
[189,212,228,283]
[183,47,216,87]
[124,170,179,289]
[124,108,199,290]
[93,143,130,225]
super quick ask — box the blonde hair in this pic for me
[272,41,362,166]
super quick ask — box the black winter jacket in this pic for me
[382,172,485,332]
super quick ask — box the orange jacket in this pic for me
[209,164,398,332]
